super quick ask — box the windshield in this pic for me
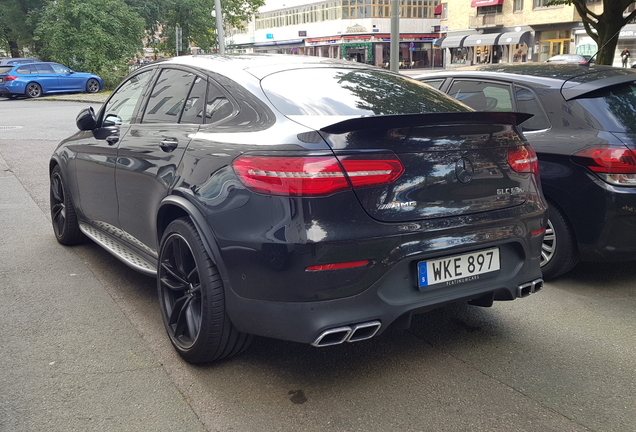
[261,68,469,116]
[575,82,636,133]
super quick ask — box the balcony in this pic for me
[469,14,504,28]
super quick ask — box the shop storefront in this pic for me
[305,34,440,68]
[536,30,571,62]
[253,39,306,55]
[439,29,534,67]
[498,30,532,63]
[463,33,501,64]
[306,37,341,58]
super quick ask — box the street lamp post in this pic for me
[213,0,225,54]
[390,0,399,72]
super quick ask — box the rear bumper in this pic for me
[222,199,546,344]
[225,244,544,344]
[567,179,636,262]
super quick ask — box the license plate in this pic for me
[418,247,500,288]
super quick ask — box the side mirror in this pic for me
[76,107,96,131]
[103,114,122,127]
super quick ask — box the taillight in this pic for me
[337,155,404,188]
[3,75,17,81]
[508,145,539,176]
[306,260,370,271]
[232,154,403,196]
[574,146,636,186]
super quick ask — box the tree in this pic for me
[125,0,170,33]
[157,0,264,55]
[35,0,145,87]
[548,0,636,65]
[0,0,47,57]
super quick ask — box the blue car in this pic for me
[0,62,103,99]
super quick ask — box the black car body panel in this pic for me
[416,64,636,273]
[50,55,546,359]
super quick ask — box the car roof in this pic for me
[145,54,389,79]
[416,63,636,100]
[0,57,39,62]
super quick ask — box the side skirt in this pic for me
[79,223,157,276]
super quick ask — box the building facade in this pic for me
[227,0,636,68]
[437,0,635,68]
[230,0,443,69]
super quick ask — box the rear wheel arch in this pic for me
[156,196,229,281]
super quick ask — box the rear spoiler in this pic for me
[319,112,533,134]
[561,73,636,100]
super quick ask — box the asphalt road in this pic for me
[1,98,635,432]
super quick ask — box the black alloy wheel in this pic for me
[26,82,42,98]
[86,78,99,94]
[540,203,579,280]
[158,218,252,363]
[50,165,85,245]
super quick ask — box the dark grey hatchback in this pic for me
[418,64,636,279]
[50,55,546,363]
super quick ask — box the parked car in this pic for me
[416,64,636,279]
[50,55,546,363]
[0,61,102,98]
[545,54,593,64]
[0,57,40,66]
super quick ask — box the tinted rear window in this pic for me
[261,68,469,116]
[0,66,13,75]
[575,82,636,133]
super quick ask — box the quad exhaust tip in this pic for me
[517,278,544,298]
[311,321,381,347]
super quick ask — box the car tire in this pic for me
[158,217,252,363]
[540,202,579,280]
[50,165,85,245]
[86,78,100,94]
[26,82,42,98]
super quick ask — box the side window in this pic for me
[447,80,513,112]
[205,81,234,124]
[142,69,195,124]
[35,64,55,74]
[515,86,551,131]
[180,76,207,124]
[16,65,32,74]
[103,70,153,125]
[50,63,71,74]
[420,79,444,90]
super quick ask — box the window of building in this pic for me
[256,0,437,27]
[477,5,502,15]
[534,0,558,7]
[514,0,523,12]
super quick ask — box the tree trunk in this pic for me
[589,8,626,65]
[8,39,20,58]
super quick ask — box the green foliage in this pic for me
[34,0,145,88]
[0,0,47,56]
[546,0,636,65]
[1,0,264,82]
[159,0,264,54]
[125,0,170,33]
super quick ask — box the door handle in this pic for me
[160,139,178,152]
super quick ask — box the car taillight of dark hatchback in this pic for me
[49,55,547,363]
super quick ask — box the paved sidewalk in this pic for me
[0,150,205,431]
[36,92,110,104]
